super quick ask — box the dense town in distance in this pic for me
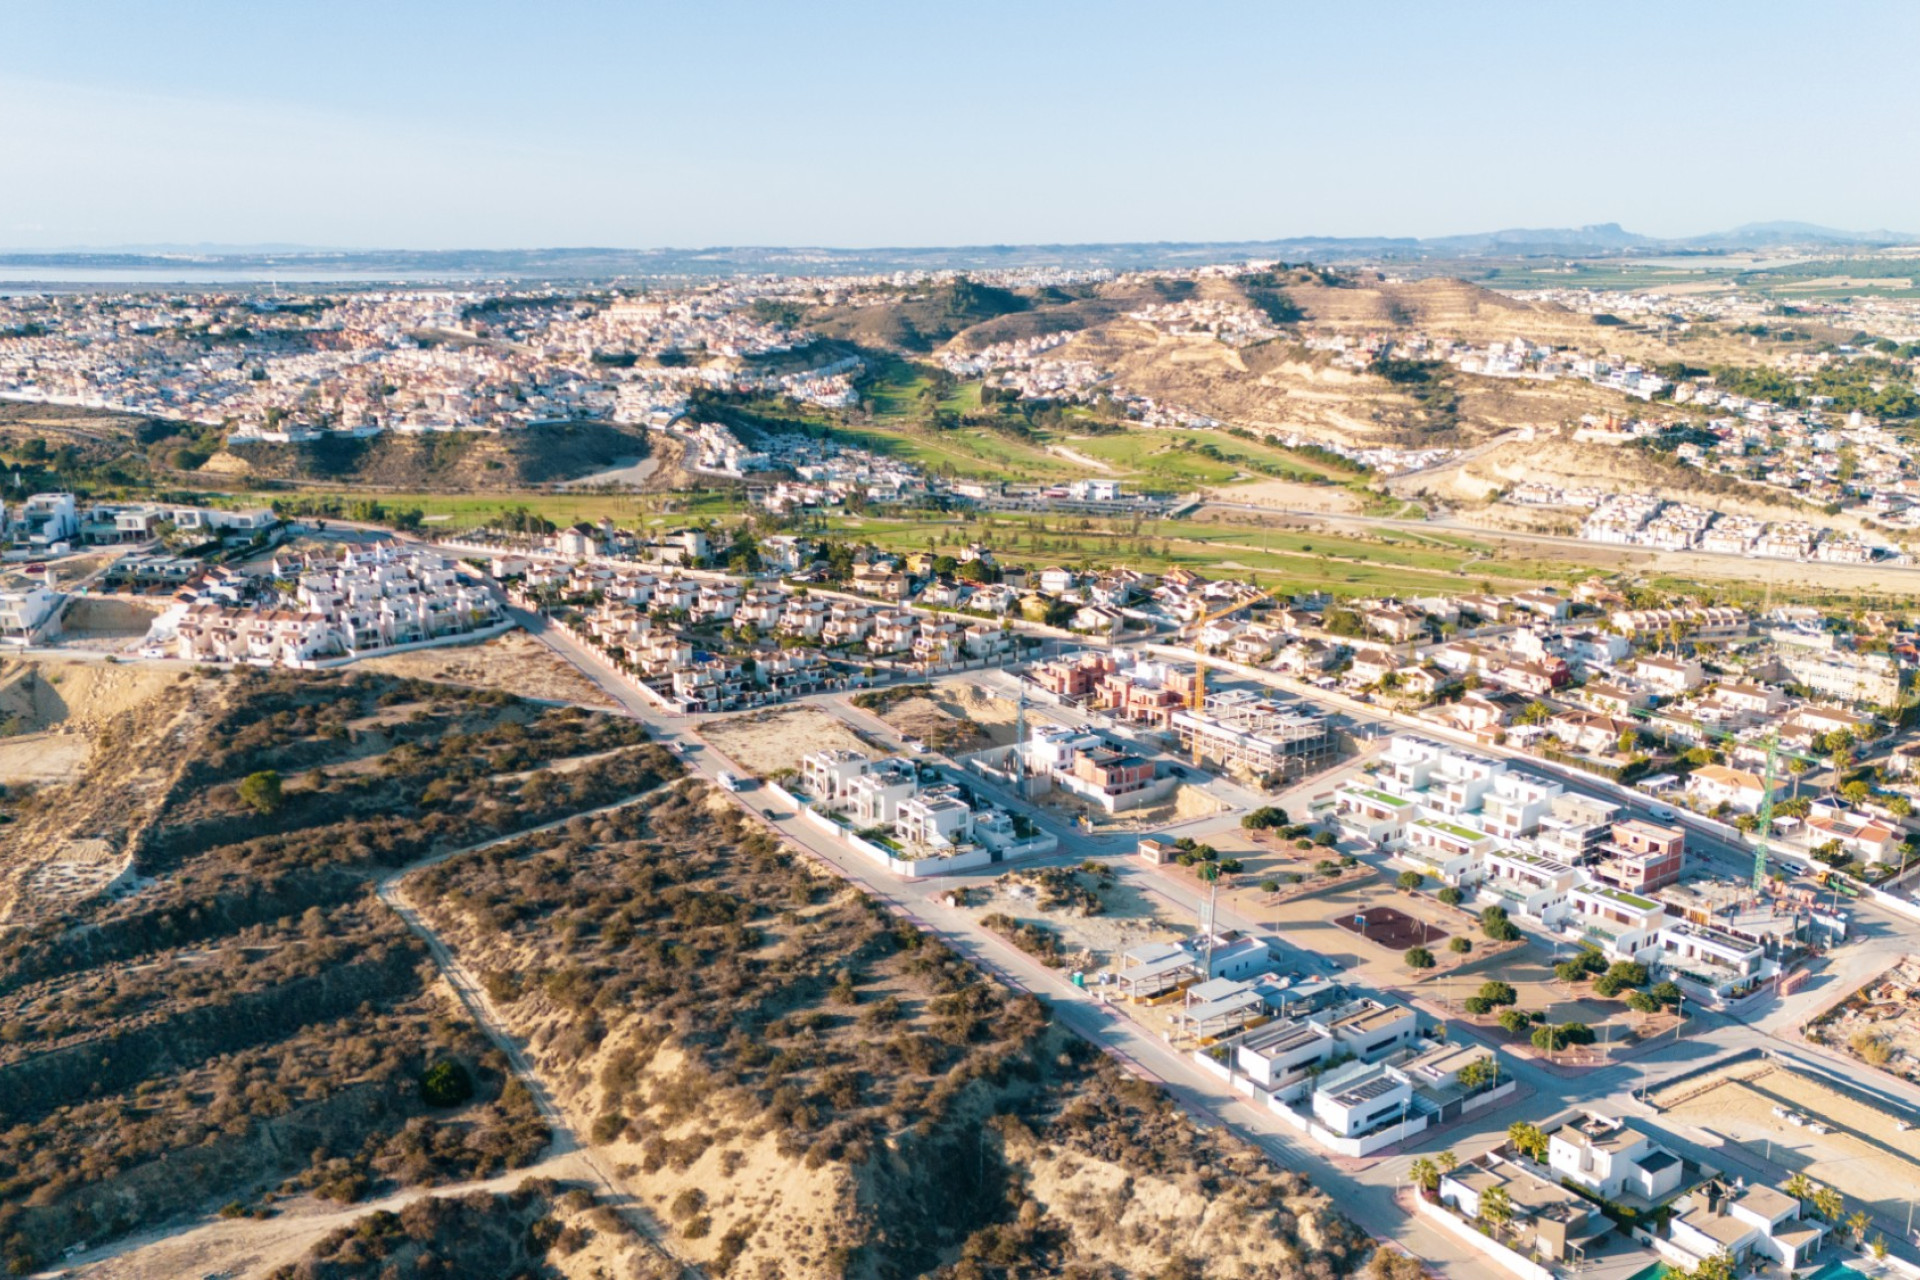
[5,237,1920,1280]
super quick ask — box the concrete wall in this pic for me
[1416,1197,1557,1280]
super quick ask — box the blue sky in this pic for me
[2,1,1913,249]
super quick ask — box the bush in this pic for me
[1464,996,1492,1015]
[1397,870,1426,891]
[1405,946,1436,970]
[1438,886,1463,906]
[1497,1009,1534,1035]
[421,1059,475,1107]
[1477,980,1517,1007]
[1449,937,1471,955]
[238,769,284,815]
[1480,905,1521,943]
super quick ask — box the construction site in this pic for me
[1803,954,1920,1086]
[1651,1054,1920,1232]
[1168,688,1333,781]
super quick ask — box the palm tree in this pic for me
[1437,1150,1459,1173]
[1783,1173,1813,1204]
[1845,1210,1871,1243]
[1812,1186,1845,1223]
[1479,1185,1514,1236]
[1409,1156,1440,1194]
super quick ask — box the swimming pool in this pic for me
[1803,1264,1870,1280]
[1623,1263,1675,1280]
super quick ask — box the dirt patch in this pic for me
[929,678,1056,747]
[698,704,876,778]
[1218,477,1365,513]
[962,872,1185,974]
[0,732,91,785]
[1333,904,1447,950]
[58,596,160,645]
[1803,954,1920,1085]
[1654,1058,1920,1228]
[352,630,616,707]
[875,693,991,753]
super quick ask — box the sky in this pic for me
[2,0,1915,251]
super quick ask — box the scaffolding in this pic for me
[1169,689,1332,776]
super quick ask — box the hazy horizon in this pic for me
[3,1,1916,250]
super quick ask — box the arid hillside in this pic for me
[0,666,679,1274]
[1389,433,1841,527]
[407,780,1365,1280]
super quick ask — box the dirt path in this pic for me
[49,784,697,1280]
[1047,443,1120,473]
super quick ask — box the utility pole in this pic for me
[1199,861,1221,976]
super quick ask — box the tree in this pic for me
[1405,945,1436,970]
[1650,980,1682,1007]
[1259,878,1282,896]
[420,1059,474,1107]
[1606,961,1648,988]
[1242,805,1288,830]
[1408,1156,1441,1193]
[1477,980,1517,1007]
[1627,990,1660,1015]
[1783,1173,1813,1204]
[1845,1210,1871,1242]
[1438,886,1463,906]
[1436,1150,1459,1172]
[1480,904,1520,942]
[1457,1058,1496,1093]
[1507,1121,1548,1162]
[1397,870,1426,891]
[1811,1186,1844,1223]
[1498,1009,1534,1035]
[1449,937,1472,955]
[238,770,283,816]
[1478,1184,1514,1233]
[1532,1024,1570,1053]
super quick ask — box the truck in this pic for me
[716,770,741,791]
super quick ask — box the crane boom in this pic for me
[1182,586,1280,720]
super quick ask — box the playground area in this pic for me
[1332,904,1448,951]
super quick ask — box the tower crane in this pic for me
[1180,585,1280,719]
[1629,709,1821,894]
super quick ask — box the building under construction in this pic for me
[1169,689,1332,777]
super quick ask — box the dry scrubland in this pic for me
[352,631,619,708]
[0,665,680,1274]
[408,781,1364,1279]
[698,704,878,776]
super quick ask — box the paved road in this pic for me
[511,606,1920,1272]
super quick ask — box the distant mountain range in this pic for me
[1,222,1914,282]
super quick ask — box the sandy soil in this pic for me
[1804,954,1920,1085]
[875,694,992,753]
[930,678,1057,747]
[1217,477,1364,513]
[60,1151,624,1280]
[556,454,660,490]
[1048,443,1120,473]
[0,730,91,784]
[1655,1059,1920,1226]
[352,631,616,708]
[697,705,875,778]
[963,873,1183,973]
